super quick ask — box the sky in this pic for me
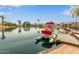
[0,5,75,24]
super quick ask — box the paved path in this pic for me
[46,43,79,54]
[42,33,79,54]
[57,33,79,46]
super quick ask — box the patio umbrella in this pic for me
[46,22,55,25]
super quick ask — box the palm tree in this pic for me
[0,16,5,40]
[23,21,31,27]
[37,19,40,26]
[71,6,79,26]
[37,18,39,22]
[0,16,5,29]
[18,20,21,27]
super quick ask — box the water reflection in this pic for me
[0,27,16,40]
[0,27,60,53]
[23,27,30,32]
[35,37,49,44]
[42,42,53,48]
[1,29,6,40]
[35,27,37,30]
[4,27,16,32]
[35,37,61,48]
[18,27,21,33]
[37,30,40,34]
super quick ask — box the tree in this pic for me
[71,6,79,26]
[23,21,31,27]
[37,19,39,23]
[18,20,21,25]
[0,16,5,29]
[71,6,79,17]
[0,16,5,40]
[37,19,40,27]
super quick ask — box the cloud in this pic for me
[7,5,23,8]
[0,5,37,11]
[62,9,70,16]
[0,5,23,16]
[62,6,75,16]
[0,5,24,8]
[0,5,25,11]
[0,11,13,16]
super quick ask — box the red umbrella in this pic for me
[46,22,55,25]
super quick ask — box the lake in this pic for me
[0,27,60,54]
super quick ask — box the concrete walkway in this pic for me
[41,33,79,54]
[46,43,79,54]
[57,33,79,46]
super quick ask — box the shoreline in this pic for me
[0,26,16,30]
[44,43,79,54]
[38,28,79,54]
[38,44,62,54]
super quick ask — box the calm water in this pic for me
[0,27,60,54]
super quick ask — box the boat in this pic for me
[35,34,57,43]
[41,28,53,36]
[35,28,57,43]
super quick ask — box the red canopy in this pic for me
[46,22,55,25]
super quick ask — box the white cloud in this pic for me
[62,6,75,16]
[62,9,70,16]
[0,5,24,11]
[8,5,24,8]
[0,5,22,16]
[0,5,24,8]
[0,5,36,11]
[0,11,13,16]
